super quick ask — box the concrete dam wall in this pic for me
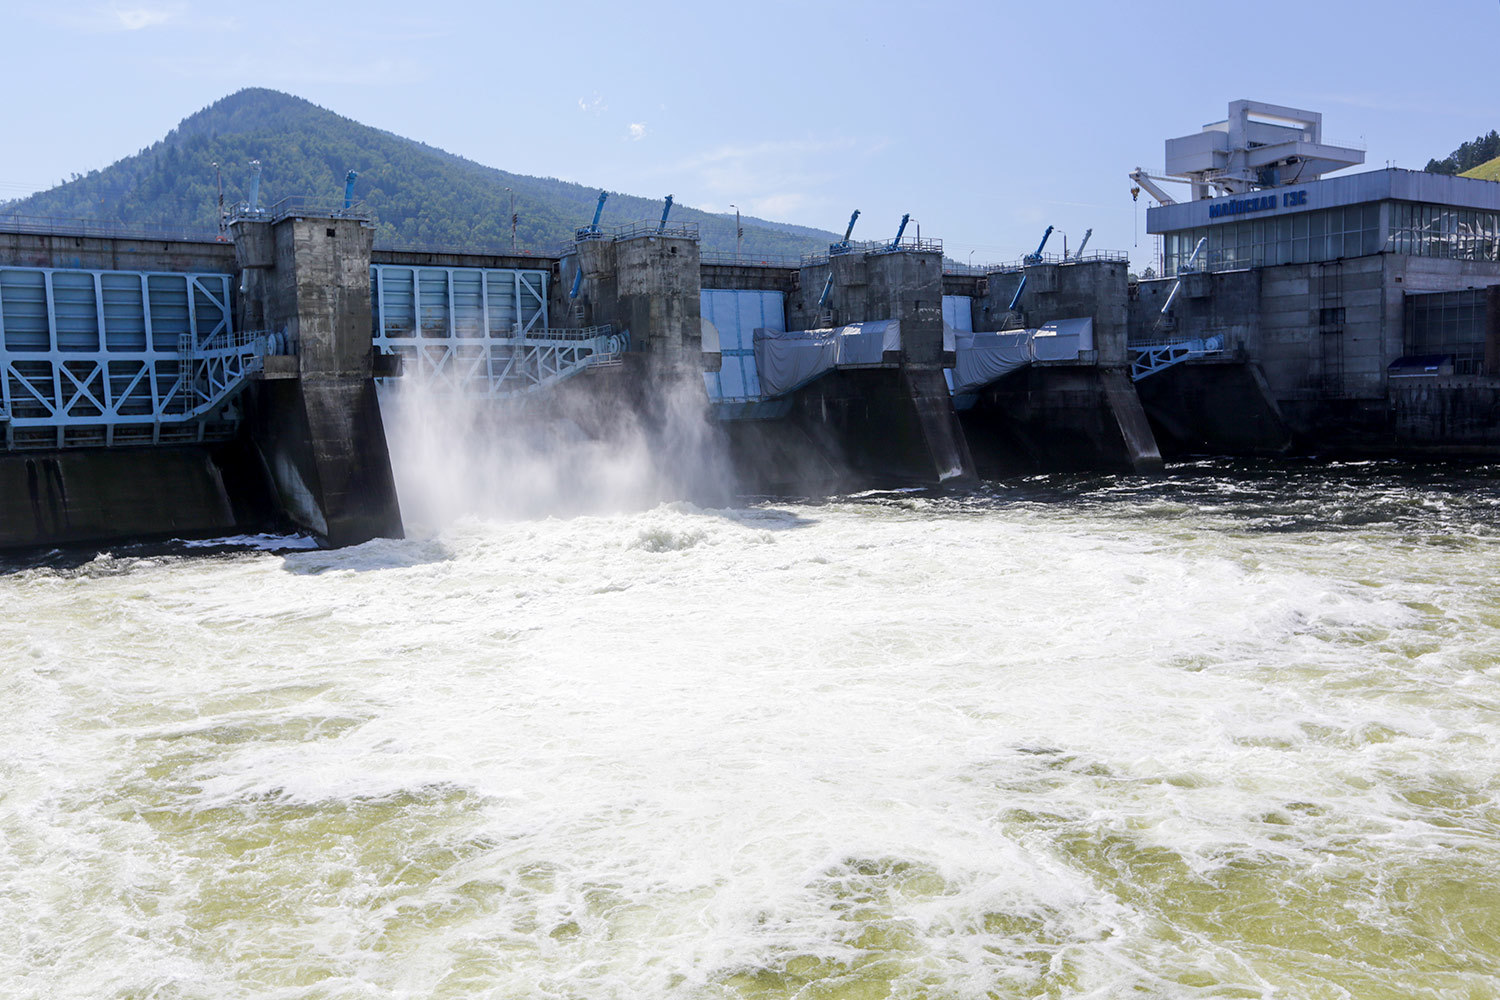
[6,209,1500,552]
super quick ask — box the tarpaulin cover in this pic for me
[753,320,901,397]
[950,330,1033,395]
[1031,317,1094,361]
[948,316,1095,395]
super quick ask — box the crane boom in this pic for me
[1157,237,1207,320]
[842,210,861,242]
[590,191,609,231]
[888,213,910,250]
[1128,168,1179,207]
[1073,228,1092,259]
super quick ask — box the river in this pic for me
[3,462,1498,998]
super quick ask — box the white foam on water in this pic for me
[175,533,320,551]
[1,494,1498,998]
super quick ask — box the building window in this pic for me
[1161,199,1497,276]
[1404,289,1488,374]
[1387,202,1500,261]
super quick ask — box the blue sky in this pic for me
[4,0,1498,268]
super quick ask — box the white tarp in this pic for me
[1031,317,1093,361]
[950,330,1033,395]
[949,317,1094,395]
[753,320,901,397]
[942,295,973,332]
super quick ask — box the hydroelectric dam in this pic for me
[0,196,1162,550]
[8,100,1500,550]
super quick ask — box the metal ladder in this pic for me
[177,334,200,415]
[1319,261,1345,397]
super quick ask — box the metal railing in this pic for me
[987,250,1131,273]
[228,196,373,224]
[610,220,701,242]
[801,239,892,266]
[1322,135,1368,151]
[801,236,945,266]
[512,324,616,343]
[2,327,264,450]
[374,239,561,260]
[866,236,943,256]
[941,262,1004,276]
[0,213,221,244]
[375,325,626,399]
[698,250,801,268]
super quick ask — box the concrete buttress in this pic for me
[233,214,403,546]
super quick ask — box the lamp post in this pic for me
[968,249,975,271]
[506,187,516,252]
[731,203,741,262]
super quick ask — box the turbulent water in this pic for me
[3,463,1500,999]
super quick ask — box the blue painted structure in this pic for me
[575,191,609,242]
[371,263,623,396]
[701,288,791,419]
[0,266,263,450]
[1130,336,1225,381]
[1009,225,1055,312]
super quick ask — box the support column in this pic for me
[233,213,402,547]
[792,248,974,485]
[613,233,704,382]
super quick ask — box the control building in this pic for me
[1126,101,1500,455]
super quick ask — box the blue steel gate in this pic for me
[371,264,623,397]
[0,266,264,450]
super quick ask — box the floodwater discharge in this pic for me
[3,463,1500,998]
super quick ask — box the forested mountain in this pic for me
[0,89,838,256]
[1425,130,1500,176]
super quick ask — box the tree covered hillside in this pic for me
[0,89,837,256]
[1425,130,1500,176]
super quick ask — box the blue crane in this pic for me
[343,170,358,212]
[829,209,861,255]
[574,191,609,242]
[819,209,863,312]
[1023,225,1054,265]
[571,191,612,298]
[888,213,911,251]
[1008,225,1056,312]
[658,194,674,233]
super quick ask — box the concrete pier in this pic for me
[970,260,1163,474]
[232,212,403,546]
[782,247,976,486]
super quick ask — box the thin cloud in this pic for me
[627,123,647,141]
[52,2,235,32]
[676,137,854,171]
[579,95,607,116]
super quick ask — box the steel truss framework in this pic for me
[372,264,625,397]
[0,266,263,449]
[1130,335,1225,381]
[376,327,627,398]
